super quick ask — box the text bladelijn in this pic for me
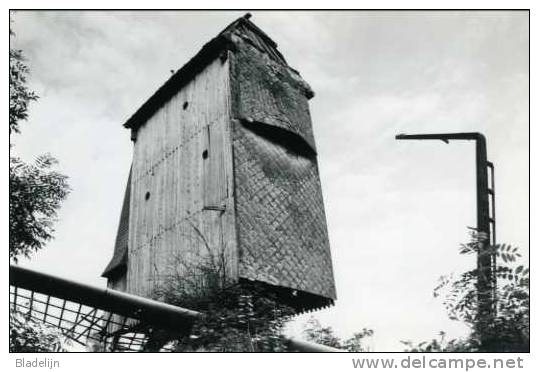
[15,358,60,369]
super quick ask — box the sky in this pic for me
[10,10,529,351]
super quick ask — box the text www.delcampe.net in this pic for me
[352,355,525,370]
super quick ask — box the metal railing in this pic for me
[10,265,341,352]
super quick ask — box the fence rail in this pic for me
[10,265,341,352]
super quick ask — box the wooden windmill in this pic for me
[102,14,336,312]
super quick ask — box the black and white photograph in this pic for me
[8,7,530,364]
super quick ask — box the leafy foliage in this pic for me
[403,230,529,352]
[172,284,295,352]
[10,308,68,352]
[401,331,475,352]
[10,155,70,262]
[302,317,373,352]
[9,29,38,136]
[302,317,343,348]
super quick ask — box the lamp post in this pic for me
[395,132,496,347]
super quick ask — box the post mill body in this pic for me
[102,15,336,312]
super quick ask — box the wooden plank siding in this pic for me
[127,55,237,299]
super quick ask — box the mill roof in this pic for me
[123,14,310,134]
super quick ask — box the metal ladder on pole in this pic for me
[487,161,497,311]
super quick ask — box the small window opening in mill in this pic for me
[145,191,151,201]
[202,150,208,159]
[183,101,189,110]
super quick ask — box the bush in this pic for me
[403,230,529,352]
[10,309,68,352]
